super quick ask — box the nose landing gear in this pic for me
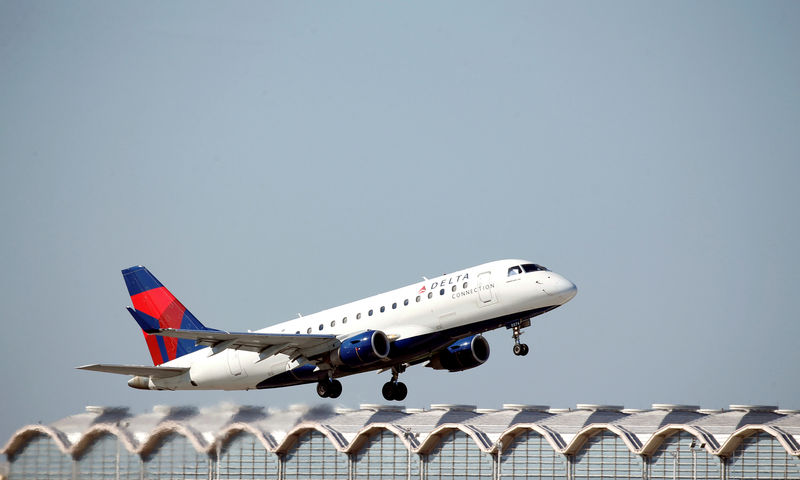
[382,365,408,401]
[511,322,530,356]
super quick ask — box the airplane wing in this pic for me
[126,306,341,360]
[151,329,341,358]
[77,364,188,378]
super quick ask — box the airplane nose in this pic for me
[543,274,577,304]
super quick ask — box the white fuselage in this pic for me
[148,259,576,391]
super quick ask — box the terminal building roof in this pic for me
[3,403,800,458]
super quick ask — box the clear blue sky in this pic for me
[2,2,799,442]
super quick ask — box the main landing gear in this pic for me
[316,377,342,398]
[382,365,408,401]
[511,323,530,356]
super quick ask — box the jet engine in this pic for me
[331,330,390,367]
[427,334,490,372]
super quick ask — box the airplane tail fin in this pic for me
[122,266,209,366]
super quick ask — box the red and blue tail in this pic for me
[122,266,209,365]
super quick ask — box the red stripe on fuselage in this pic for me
[131,287,187,363]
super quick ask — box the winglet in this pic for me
[127,307,160,334]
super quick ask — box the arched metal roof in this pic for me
[561,423,643,455]
[638,424,720,455]
[417,423,495,454]
[276,422,350,453]
[497,423,567,453]
[216,422,277,452]
[69,424,139,458]
[3,403,799,459]
[717,425,800,457]
[137,421,210,457]
[345,423,419,453]
[4,425,71,457]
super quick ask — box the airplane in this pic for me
[78,259,577,401]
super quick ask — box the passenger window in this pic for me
[380,306,385,313]
[404,299,409,306]
[392,302,397,309]
[440,288,445,295]
[306,327,312,334]
[330,320,335,327]
[428,292,433,299]
[357,313,362,319]
[416,296,421,302]
[369,309,373,316]
[451,285,456,292]
[319,324,323,331]
[295,331,300,334]
[463,282,468,289]
[342,317,348,324]
[508,266,522,276]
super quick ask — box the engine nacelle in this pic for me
[331,330,390,367]
[427,334,490,372]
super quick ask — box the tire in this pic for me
[393,382,408,401]
[382,382,395,401]
[513,344,524,356]
[316,381,330,398]
[328,380,342,399]
[520,344,530,356]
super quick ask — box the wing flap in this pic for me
[77,364,188,378]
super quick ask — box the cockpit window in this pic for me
[508,266,522,276]
[522,263,548,273]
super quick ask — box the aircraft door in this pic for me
[226,349,246,377]
[477,272,497,306]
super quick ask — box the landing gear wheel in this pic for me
[513,343,530,356]
[382,364,408,401]
[382,381,408,401]
[317,381,331,398]
[317,378,343,398]
[382,381,396,401]
[328,379,342,398]
[393,382,408,401]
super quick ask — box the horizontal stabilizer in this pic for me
[76,364,189,378]
[126,307,219,334]
[126,307,160,333]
